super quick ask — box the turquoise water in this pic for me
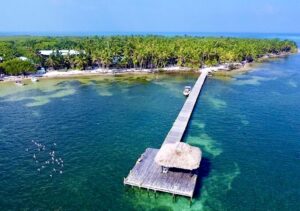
[1,47,300,210]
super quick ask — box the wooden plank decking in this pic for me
[124,70,208,198]
[163,69,208,145]
[124,148,197,197]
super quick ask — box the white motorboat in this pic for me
[183,86,192,96]
[31,77,39,82]
[15,80,24,86]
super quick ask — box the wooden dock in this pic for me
[124,148,197,197]
[124,70,208,198]
[163,70,208,145]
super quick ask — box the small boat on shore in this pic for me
[15,80,24,86]
[31,77,39,82]
[183,86,192,96]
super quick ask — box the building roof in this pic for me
[18,56,28,61]
[155,142,202,170]
[39,50,82,56]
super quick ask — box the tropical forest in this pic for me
[0,36,297,75]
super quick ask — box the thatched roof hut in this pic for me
[155,142,202,170]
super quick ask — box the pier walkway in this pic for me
[162,70,208,145]
[124,70,208,199]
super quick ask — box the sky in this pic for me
[0,0,299,34]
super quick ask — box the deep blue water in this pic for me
[0,34,300,210]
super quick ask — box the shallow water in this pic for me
[1,55,300,210]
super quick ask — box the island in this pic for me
[0,36,297,81]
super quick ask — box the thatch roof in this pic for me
[155,142,202,170]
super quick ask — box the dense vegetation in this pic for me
[0,59,35,75]
[0,36,297,75]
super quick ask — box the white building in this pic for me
[18,56,29,61]
[36,67,46,75]
[39,50,83,56]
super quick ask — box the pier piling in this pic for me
[124,70,209,199]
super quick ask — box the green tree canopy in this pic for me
[0,36,297,74]
[0,59,35,75]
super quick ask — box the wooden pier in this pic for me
[124,148,197,197]
[163,70,208,145]
[124,70,208,198]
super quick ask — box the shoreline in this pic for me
[0,51,296,83]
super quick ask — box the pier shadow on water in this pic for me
[167,157,211,199]
[169,157,211,199]
[193,157,211,198]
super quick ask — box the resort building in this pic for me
[18,56,29,61]
[38,50,83,56]
[36,67,46,75]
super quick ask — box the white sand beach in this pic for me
[0,51,294,83]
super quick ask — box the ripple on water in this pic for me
[78,78,114,96]
[192,122,206,129]
[205,96,227,110]
[1,57,299,210]
[26,88,76,107]
[153,75,198,98]
[287,80,298,88]
[190,163,241,211]
[125,162,240,211]
[232,75,277,86]
[187,121,223,158]
[0,81,76,107]
[32,111,41,117]
[187,134,222,158]
[95,85,113,96]
[236,114,250,126]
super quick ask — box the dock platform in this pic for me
[124,148,197,198]
[124,70,208,198]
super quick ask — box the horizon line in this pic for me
[1,31,300,35]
